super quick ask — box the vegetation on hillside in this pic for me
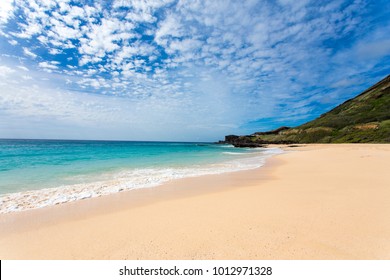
[224,75,390,145]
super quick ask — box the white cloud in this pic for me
[78,18,134,60]
[0,75,233,140]
[114,0,174,22]
[17,65,29,71]
[14,22,43,38]
[8,39,17,45]
[50,18,79,40]
[0,0,14,24]
[38,61,58,69]
[155,14,183,46]
[68,5,85,19]
[0,65,15,77]
[48,48,61,55]
[22,75,33,80]
[23,47,37,59]
[112,42,156,66]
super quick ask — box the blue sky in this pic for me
[0,0,389,141]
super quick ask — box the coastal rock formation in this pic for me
[221,75,390,147]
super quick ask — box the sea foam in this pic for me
[0,148,283,213]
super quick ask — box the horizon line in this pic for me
[0,137,216,143]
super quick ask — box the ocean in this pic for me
[0,139,282,213]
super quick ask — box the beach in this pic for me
[0,144,389,259]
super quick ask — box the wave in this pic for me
[0,148,283,213]
[222,152,246,155]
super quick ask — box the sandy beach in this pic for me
[0,144,389,259]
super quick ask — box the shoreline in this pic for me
[1,144,389,259]
[0,152,281,235]
[0,146,282,214]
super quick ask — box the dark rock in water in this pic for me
[218,132,297,147]
[215,135,240,145]
[233,142,265,148]
[221,135,266,148]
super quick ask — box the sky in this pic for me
[0,0,389,142]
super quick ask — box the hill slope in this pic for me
[224,75,390,146]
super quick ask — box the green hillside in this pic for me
[224,75,390,145]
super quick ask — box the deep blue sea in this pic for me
[0,139,282,213]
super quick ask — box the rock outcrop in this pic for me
[220,74,390,147]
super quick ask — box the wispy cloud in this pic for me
[22,47,37,59]
[0,0,389,140]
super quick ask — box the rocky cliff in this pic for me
[222,75,390,147]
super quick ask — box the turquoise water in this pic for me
[0,139,282,212]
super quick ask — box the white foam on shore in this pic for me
[0,148,283,213]
[222,152,246,155]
